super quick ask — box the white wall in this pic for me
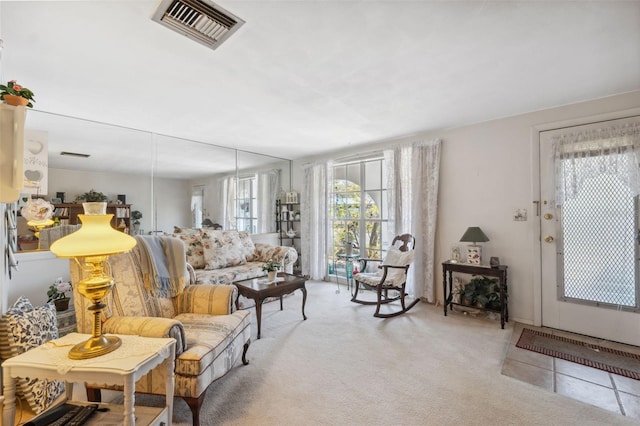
[6,251,69,307]
[154,177,192,234]
[292,91,640,325]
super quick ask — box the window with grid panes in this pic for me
[329,156,390,276]
[236,176,257,233]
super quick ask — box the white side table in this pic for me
[2,332,175,426]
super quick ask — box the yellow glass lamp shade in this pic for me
[50,214,136,257]
[50,213,136,359]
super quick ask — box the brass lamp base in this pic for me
[68,334,121,360]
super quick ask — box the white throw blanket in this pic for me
[133,235,187,297]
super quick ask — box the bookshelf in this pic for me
[276,199,301,273]
[53,203,132,234]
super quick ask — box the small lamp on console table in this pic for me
[50,202,136,360]
[459,226,489,265]
[20,198,55,248]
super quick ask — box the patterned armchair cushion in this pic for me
[202,230,247,270]
[70,252,177,335]
[173,310,250,376]
[0,298,65,414]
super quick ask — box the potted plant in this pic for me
[47,277,72,311]
[75,189,108,203]
[262,259,281,282]
[131,210,142,234]
[464,276,502,309]
[0,80,35,107]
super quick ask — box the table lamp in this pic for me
[20,198,54,247]
[459,226,489,265]
[50,202,136,359]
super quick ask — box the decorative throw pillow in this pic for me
[175,233,205,269]
[238,231,257,262]
[6,295,33,315]
[0,299,65,414]
[202,230,247,270]
[381,248,415,284]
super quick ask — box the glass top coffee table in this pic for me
[233,273,309,339]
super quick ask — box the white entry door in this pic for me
[540,117,640,346]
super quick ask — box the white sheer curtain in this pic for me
[554,122,640,206]
[219,175,236,230]
[301,161,330,280]
[257,169,280,233]
[384,139,441,303]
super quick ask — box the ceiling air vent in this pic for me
[152,0,245,50]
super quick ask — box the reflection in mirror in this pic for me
[18,110,153,252]
[14,110,292,252]
[236,151,291,234]
[153,134,237,233]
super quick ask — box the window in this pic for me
[236,176,257,233]
[191,185,204,228]
[329,156,389,274]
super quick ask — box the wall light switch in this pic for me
[514,209,527,221]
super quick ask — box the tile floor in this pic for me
[502,322,640,420]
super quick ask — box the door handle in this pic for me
[544,236,554,243]
[544,213,553,220]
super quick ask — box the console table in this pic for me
[2,333,175,426]
[442,261,509,329]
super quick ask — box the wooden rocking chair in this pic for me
[351,233,420,317]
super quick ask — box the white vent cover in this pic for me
[152,0,245,50]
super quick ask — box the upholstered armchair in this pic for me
[69,238,251,426]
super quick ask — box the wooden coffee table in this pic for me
[234,273,309,339]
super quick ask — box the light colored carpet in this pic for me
[135,281,636,426]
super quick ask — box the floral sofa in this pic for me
[171,227,298,286]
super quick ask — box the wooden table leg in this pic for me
[300,285,307,320]
[255,298,264,339]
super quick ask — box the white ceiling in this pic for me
[2,1,639,163]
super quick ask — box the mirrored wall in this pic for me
[14,110,291,252]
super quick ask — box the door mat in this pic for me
[516,328,640,380]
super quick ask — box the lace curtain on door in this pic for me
[553,121,640,205]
